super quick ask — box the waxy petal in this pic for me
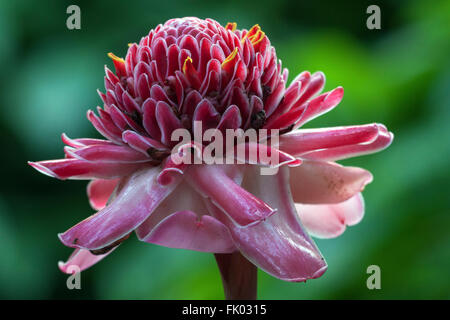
[206,165,327,282]
[290,71,325,110]
[61,134,114,148]
[186,164,275,227]
[58,248,117,274]
[58,166,181,250]
[277,124,380,157]
[122,130,168,158]
[155,101,183,146]
[141,211,236,253]
[142,98,163,141]
[136,181,207,237]
[192,99,220,133]
[293,87,344,129]
[87,110,123,144]
[87,179,119,211]
[264,79,285,117]
[301,125,394,161]
[68,144,151,163]
[228,142,302,168]
[216,105,242,133]
[290,160,373,204]
[296,193,365,239]
[136,182,235,253]
[157,152,190,186]
[28,159,148,180]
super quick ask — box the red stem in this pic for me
[214,251,257,300]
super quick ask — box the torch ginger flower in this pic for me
[29,17,393,298]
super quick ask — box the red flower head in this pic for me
[29,18,393,290]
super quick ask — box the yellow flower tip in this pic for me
[107,52,125,63]
[225,22,237,32]
[127,43,133,47]
[248,24,261,34]
[241,24,261,44]
[249,30,265,46]
[241,24,265,45]
[221,48,238,68]
[182,56,193,74]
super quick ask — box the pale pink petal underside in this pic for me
[58,248,116,274]
[87,179,119,211]
[136,181,235,253]
[290,160,373,204]
[296,193,365,239]
[141,211,235,253]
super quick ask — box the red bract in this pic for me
[29,18,393,283]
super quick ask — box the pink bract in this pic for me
[29,17,393,282]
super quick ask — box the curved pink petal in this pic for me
[293,86,344,129]
[58,166,181,250]
[109,104,144,133]
[206,165,327,282]
[61,133,115,148]
[28,159,149,180]
[301,125,394,161]
[155,101,183,146]
[264,79,285,117]
[296,193,365,239]
[277,124,380,157]
[290,71,325,110]
[186,164,276,227]
[87,110,123,144]
[156,152,189,186]
[290,160,373,204]
[268,79,301,118]
[122,130,168,158]
[142,98,162,141]
[263,103,306,130]
[228,142,302,168]
[58,248,116,274]
[136,181,235,253]
[263,84,340,131]
[193,99,221,133]
[87,179,119,211]
[136,180,204,228]
[216,105,242,138]
[140,211,235,253]
[68,144,151,163]
[136,181,207,237]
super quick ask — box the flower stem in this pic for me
[214,252,257,300]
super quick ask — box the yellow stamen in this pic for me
[182,56,193,74]
[248,24,261,34]
[248,30,265,46]
[221,48,238,68]
[225,22,237,32]
[107,52,125,63]
[241,24,261,44]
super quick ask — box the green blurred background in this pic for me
[0,0,449,299]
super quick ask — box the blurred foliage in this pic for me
[0,0,449,299]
